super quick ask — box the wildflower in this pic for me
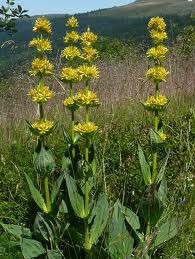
[146,45,168,62]
[143,95,168,111]
[158,131,167,141]
[32,119,54,135]
[60,67,81,83]
[74,90,100,107]
[150,30,168,44]
[74,122,98,136]
[66,16,79,28]
[33,17,52,34]
[146,66,169,83]
[27,85,55,104]
[148,17,166,32]
[64,31,80,43]
[81,28,98,46]
[29,38,52,52]
[61,46,80,60]
[63,96,80,111]
[30,58,54,77]
[81,46,99,62]
[78,64,99,81]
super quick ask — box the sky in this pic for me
[13,0,135,16]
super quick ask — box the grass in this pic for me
[0,53,194,257]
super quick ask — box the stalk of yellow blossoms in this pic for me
[140,16,169,240]
[27,17,55,214]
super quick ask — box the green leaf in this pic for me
[59,200,68,214]
[155,151,170,184]
[65,173,85,218]
[87,194,109,250]
[138,145,152,186]
[61,156,71,172]
[0,224,31,239]
[33,213,53,242]
[149,129,163,144]
[51,173,65,204]
[20,238,45,259]
[24,173,48,213]
[107,201,134,259]
[151,218,183,250]
[47,250,63,259]
[157,177,167,205]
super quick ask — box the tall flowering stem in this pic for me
[28,17,55,213]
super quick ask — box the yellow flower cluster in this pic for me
[30,58,54,77]
[78,65,99,80]
[64,31,80,43]
[63,96,80,111]
[81,28,98,46]
[61,46,80,60]
[146,45,168,62]
[28,85,55,104]
[66,16,79,28]
[74,90,100,107]
[29,38,52,52]
[81,46,99,62]
[32,119,54,135]
[158,132,167,141]
[33,17,52,34]
[60,67,81,83]
[148,17,166,31]
[146,66,169,83]
[143,95,168,111]
[74,122,98,135]
[150,31,168,45]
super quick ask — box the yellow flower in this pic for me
[158,132,167,141]
[33,17,52,34]
[29,38,52,52]
[146,66,169,83]
[74,122,98,136]
[74,90,100,107]
[60,67,81,83]
[150,30,168,44]
[27,85,55,104]
[30,58,54,77]
[63,96,80,111]
[66,16,79,28]
[32,119,54,135]
[64,31,80,43]
[78,65,99,81]
[81,46,99,62]
[81,28,98,46]
[143,95,168,111]
[61,46,80,60]
[148,17,166,32]
[146,45,168,62]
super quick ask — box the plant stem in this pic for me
[44,176,51,213]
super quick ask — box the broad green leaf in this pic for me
[107,201,134,259]
[51,173,65,204]
[24,173,48,213]
[33,213,53,242]
[157,177,167,205]
[58,200,68,214]
[65,173,85,218]
[47,250,63,259]
[1,224,31,239]
[149,129,164,144]
[20,238,45,259]
[155,151,170,184]
[61,156,71,172]
[87,194,109,250]
[151,218,183,250]
[138,145,152,186]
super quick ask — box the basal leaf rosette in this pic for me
[143,95,168,112]
[33,17,52,35]
[60,67,82,84]
[27,84,55,104]
[30,58,54,77]
[146,66,169,84]
[29,38,52,53]
[28,119,56,136]
[74,122,98,137]
[74,90,100,108]
[146,45,168,62]
[61,46,81,61]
